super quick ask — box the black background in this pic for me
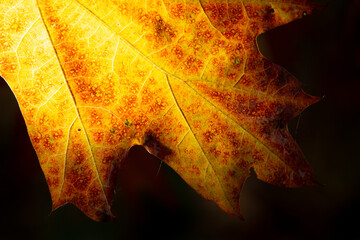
[0,0,359,239]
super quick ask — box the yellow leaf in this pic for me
[0,0,319,221]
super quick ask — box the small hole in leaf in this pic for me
[269,8,275,14]
[78,128,81,131]
[303,11,307,16]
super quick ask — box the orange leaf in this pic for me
[0,0,319,221]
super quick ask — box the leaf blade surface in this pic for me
[0,0,319,221]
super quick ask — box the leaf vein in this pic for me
[36,0,112,212]
[165,74,236,213]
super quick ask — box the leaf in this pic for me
[0,0,319,221]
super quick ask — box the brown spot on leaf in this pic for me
[143,131,173,159]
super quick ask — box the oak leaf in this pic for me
[0,0,319,221]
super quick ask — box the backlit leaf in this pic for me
[0,0,319,221]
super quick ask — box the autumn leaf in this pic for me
[0,0,319,221]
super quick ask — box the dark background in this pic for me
[0,0,359,239]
